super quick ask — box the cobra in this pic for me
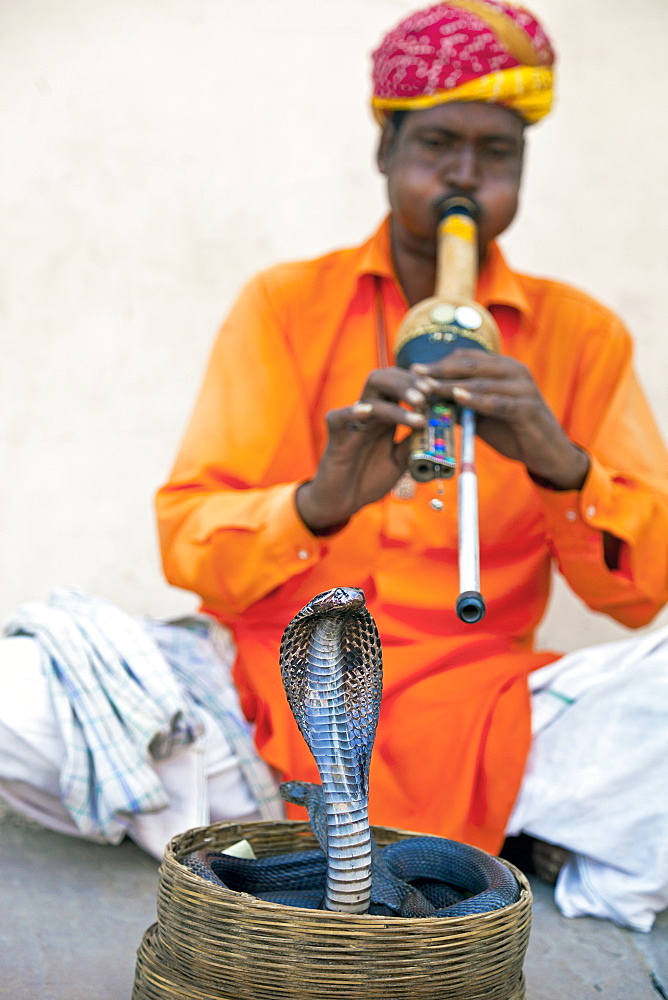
[183,587,520,917]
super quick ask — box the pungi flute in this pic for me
[394,197,501,624]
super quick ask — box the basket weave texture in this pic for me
[132,819,532,1000]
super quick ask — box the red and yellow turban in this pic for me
[371,0,555,125]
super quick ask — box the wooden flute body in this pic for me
[394,197,500,483]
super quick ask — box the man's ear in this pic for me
[376,121,396,176]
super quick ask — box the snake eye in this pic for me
[332,587,366,610]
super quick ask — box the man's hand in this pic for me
[412,349,590,490]
[297,349,589,534]
[296,370,437,533]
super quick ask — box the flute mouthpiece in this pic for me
[437,196,479,222]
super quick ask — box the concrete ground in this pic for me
[0,800,665,1000]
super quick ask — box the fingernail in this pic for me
[452,386,472,402]
[411,364,429,374]
[414,377,437,394]
[351,401,373,415]
[405,387,425,406]
[406,411,425,425]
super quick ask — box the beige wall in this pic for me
[1,0,667,651]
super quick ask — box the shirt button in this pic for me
[566,510,577,522]
[297,548,310,560]
[586,505,596,517]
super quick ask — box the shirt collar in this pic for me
[477,241,533,322]
[355,217,533,324]
[356,217,396,282]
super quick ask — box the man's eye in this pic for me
[416,133,448,150]
[484,145,514,160]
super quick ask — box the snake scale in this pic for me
[182,587,520,917]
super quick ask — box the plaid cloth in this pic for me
[143,614,283,823]
[3,588,282,843]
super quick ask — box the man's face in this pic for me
[377,102,525,260]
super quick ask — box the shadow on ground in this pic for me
[0,801,665,999]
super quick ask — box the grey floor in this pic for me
[0,800,665,1000]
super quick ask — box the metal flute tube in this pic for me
[456,407,485,623]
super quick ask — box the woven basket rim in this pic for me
[163,818,532,927]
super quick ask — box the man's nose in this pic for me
[442,146,479,191]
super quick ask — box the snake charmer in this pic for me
[156,0,668,932]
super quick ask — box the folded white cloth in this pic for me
[507,626,668,932]
[1,588,283,849]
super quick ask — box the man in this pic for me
[155,0,668,928]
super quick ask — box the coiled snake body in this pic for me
[183,587,520,917]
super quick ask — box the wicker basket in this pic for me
[133,819,532,1000]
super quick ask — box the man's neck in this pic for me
[390,221,487,306]
[389,226,437,306]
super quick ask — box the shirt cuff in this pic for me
[263,483,330,570]
[532,455,623,539]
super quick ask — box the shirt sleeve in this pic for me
[156,272,329,616]
[536,315,668,628]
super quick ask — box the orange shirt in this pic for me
[156,220,668,853]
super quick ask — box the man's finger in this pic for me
[328,400,425,436]
[412,351,528,382]
[363,369,439,408]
